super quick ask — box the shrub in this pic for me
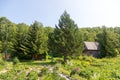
[0,54,5,65]
[0,70,17,80]
[82,56,88,61]
[79,56,83,60]
[16,71,26,80]
[52,71,62,80]
[111,71,120,79]
[0,59,5,65]
[55,59,64,64]
[70,67,80,77]
[39,67,49,76]
[80,69,94,79]
[43,71,66,80]
[71,74,87,80]
[13,57,19,65]
[59,68,70,75]
[53,66,59,72]
[82,56,94,62]
[27,70,38,80]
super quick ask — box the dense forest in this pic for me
[0,11,120,61]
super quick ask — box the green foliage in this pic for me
[58,55,120,80]
[0,17,17,54]
[80,69,94,79]
[71,74,87,80]
[59,67,70,75]
[0,59,5,65]
[81,56,96,62]
[43,71,66,80]
[16,71,26,80]
[0,70,17,80]
[13,57,19,65]
[111,71,120,79]
[97,26,119,57]
[1,56,120,80]
[27,70,38,80]
[11,23,29,59]
[21,21,48,59]
[70,67,80,76]
[39,67,49,76]
[80,27,100,42]
[0,16,120,60]
[48,11,83,62]
[0,54,5,65]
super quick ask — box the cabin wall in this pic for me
[84,50,100,57]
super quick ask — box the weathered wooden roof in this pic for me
[84,41,100,50]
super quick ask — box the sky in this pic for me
[0,0,120,27]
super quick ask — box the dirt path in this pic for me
[0,69,8,74]
[46,66,70,80]
[59,73,69,80]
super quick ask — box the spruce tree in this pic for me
[49,11,83,62]
[21,21,47,59]
[12,23,28,59]
[97,26,118,57]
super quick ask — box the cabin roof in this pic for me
[84,41,100,50]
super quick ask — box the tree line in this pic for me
[0,11,120,62]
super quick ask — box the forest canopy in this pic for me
[0,12,120,61]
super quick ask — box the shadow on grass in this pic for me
[30,62,56,66]
[20,60,57,66]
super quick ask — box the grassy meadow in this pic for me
[0,55,120,80]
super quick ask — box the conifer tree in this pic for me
[21,21,47,59]
[12,23,28,59]
[49,11,83,62]
[97,26,118,57]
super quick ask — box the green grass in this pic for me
[0,56,120,80]
[59,55,120,80]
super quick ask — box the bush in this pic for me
[70,67,80,77]
[27,70,38,80]
[82,56,94,62]
[80,69,94,79]
[43,71,66,80]
[71,74,87,80]
[0,54,5,65]
[59,68,70,75]
[111,71,120,79]
[53,66,59,72]
[52,73,66,80]
[0,59,5,65]
[13,57,19,65]
[39,67,49,76]
[0,70,17,80]
[16,71,26,80]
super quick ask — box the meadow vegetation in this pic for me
[0,55,120,80]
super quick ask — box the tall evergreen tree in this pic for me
[0,17,15,59]
[97,26,107,57]
[49,11,83,62]
[97,26,118,57]
[106,31,119,57]
[114,27,120,54]
[21,21,47,59]
[12,23,29,59]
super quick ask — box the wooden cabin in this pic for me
[83,41,100,57]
